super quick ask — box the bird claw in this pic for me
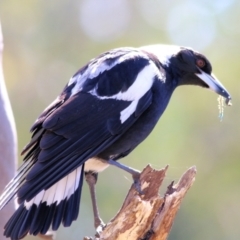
[134,180,144,195]
[132,172,144,195]
[95,220,105,237]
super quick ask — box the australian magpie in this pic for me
[0,44,231,240]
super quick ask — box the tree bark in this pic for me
[84,165,196,240]
[0,21,17,240]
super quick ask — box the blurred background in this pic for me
[0,0,239,239]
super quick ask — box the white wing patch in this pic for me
[119,64,160,123]
[117,63,157,101]
[68,50,149,97]
[140,44,182,67]
[67,49,162,125]
[24,165,82,210]
[89,63,159,101]
[120,100,138,123]
[88,63,159,123]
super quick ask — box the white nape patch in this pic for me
[85,158,109,173]
[24,166,83,210]
[141,44,182,66]
[120,100,138,123]
[90,63,159,102]
[68,49,150,97]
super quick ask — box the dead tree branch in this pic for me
[85,165,196,240]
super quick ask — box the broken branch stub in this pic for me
[90,165,196,240]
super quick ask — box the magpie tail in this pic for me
[3,165,84,240]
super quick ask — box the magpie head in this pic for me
[141,44,231,104]
[170,47,231,102]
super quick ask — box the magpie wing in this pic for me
[0,49,158,208]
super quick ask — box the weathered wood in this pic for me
[85,165,196,240]
[150,166,196,240]
[0,21,17,240]
[38,233,56,240]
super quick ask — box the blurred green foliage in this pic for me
[0,0,239,239]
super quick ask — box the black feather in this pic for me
[63,165,84,226]
[40,203,56,234]
[29,203,48,235]
[4,204,36,240]
[52,200,66,231]
[94,57,149,96]
[135,90,153,117]
[19,205,37,238]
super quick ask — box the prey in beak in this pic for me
[196,68,232,106]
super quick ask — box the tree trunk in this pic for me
[0,21,17,240]
[84,165,196,240]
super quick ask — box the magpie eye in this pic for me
[196,59,205,68]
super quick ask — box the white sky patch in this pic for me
[79,0,130,42]
[24,166,82,210]
[167,2,216,51]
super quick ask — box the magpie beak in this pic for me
[196,68,232,104]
